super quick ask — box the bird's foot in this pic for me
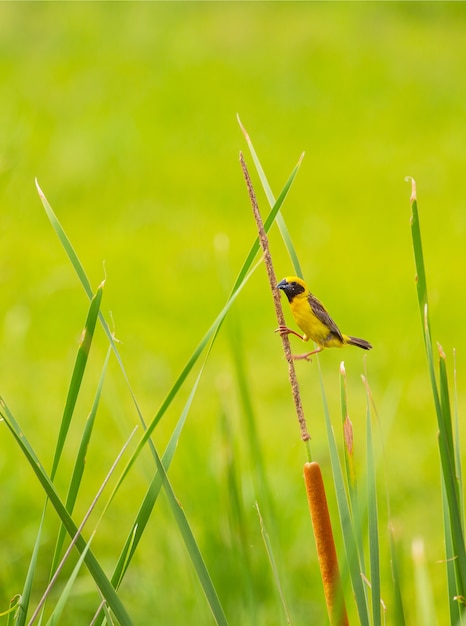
[292,347,323,361]
[292,352,313,362]
[274,325,305,341]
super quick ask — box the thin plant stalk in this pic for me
[239,151,311,449]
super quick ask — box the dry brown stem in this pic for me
[239,152,310,442]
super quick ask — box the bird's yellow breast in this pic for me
[290,293,345,348]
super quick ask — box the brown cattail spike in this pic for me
[304,462,349,626]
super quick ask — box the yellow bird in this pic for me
[276,276,372,359]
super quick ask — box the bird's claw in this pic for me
[274,325,291,336]
[292,352,313,362]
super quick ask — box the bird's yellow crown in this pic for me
[276,276,309,303]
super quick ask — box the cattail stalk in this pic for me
[239,152,310,445]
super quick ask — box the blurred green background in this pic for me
[1,3,466,624]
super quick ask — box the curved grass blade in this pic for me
[50,347,111,576]
[14,510,45,626]
[3,594,21,624]
[237,114,303,278]
[406,177,428,325]
[35,180,155,460]
[0,399,133,626]
[35,180,93,299]
[51,282,103,480]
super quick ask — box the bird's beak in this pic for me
[276,279,288,290]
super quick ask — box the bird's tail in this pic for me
[345,336,372,350]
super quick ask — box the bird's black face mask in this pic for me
[277,279,305,303]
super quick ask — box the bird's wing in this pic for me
[307,293,344,341]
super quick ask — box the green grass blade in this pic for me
[45,537,93,626]
[388,525,406,626]
[453,350,464,530]
[0,399,133,626]
[407,177,428,324]
[14,510,46,626]
[364,378,381,626]
[35,180,157,459]
[437,344,459,486]
[51,282,103,480]
[318,363,369,626]
[238,115,303,277]
[434,341,466,593]
[449,350,465,625]
[438,347,466,601]
[408,178,466,601]
[438,346,455,466]
[149,439,229,626]
[3,595,21,624]
[442,481,462,626]
[50,347,111,575]
[339,362,354,495]
[255,502,292,625]
[339,363,368,589]
[35,180,93,298]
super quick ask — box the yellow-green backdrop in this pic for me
[1,4,465,624]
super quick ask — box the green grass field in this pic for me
[1,4,466,624]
